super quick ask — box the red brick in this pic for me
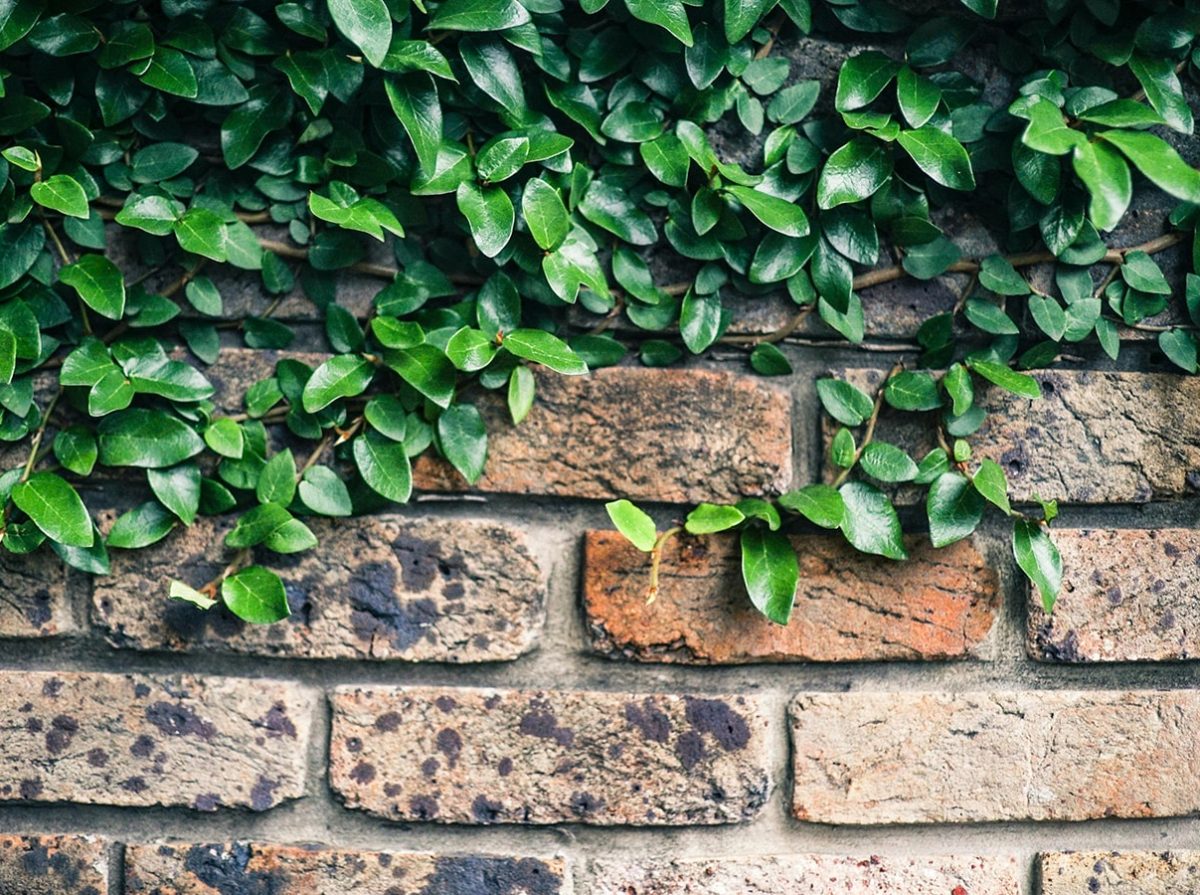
[0,552,74,639]
[791,690,1200,824]
[0,834,108,894]
[124,841,566,894]
[329,686,772,825]
[0,671,312,812]
[1041,851,1200,893]
[1028,529,1200,662]
[583,530,999,663]
[93,515,544,662]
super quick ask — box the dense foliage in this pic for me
[0,0,1197,623]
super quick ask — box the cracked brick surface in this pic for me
[0,671,312,811]
[790,690,1200,824]
[591,854,1022,894]
[0,552,73,639]
[329,686,772,825]
[825,369,1200,504]
[0,835,108,895]
[124,841,566,894]
[1040,851,1200,893]
[1028,529,1200,663]
[93,516,544,662]
[583,531,999,663]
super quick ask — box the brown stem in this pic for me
[20,388,63,483]
[720,304,814,346]
[646,526,682,604]
[199,548,252,599]
[831,361,904,488]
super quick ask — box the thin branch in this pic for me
[831,361,904,488]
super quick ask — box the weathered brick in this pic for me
[1028,529,1200,663]
[0,671,312,812]
[1041,851,1200,893]
[790,690,1200,824]
[583,530,999,663]
[0,552,74,639]
[413,366,793,503]
[591,854,1021,894]
[329,686,772,825]
[825,369,1200,504]
[93,516,544,662]
[124,841,566,894]
[0,834,108,895]
[203,348,326,415]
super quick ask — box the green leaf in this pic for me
[838,481,907,560]
[428,0,530,31]
[522,178,570,250]
[257,450,297,506]
[107,501,175,549]
[148,464,201,525]
[222,566,291,624]
[386,345,457,407]
[299,466,353,517]
[169,580,216,611]
[1099,129,1200,204]
[58,255,126,320]
[1159,329,1198,373]
[1013,519,1062,613]
[456,181,514,258]
[174,208,227,262]
[679,290,723,354]
[830,426,856,468]
[926,471,984,548]
[446,327,497,372]
[1072,141,1131,232]
[835,51,900,111]
[816,378,874,426]
[624,0,693,46]
[968,359,1042,399]
[131,143,199,183]
[860,441,918,483]
[896,66,940,128]
[354,429,413,502]
[964,297,1019,335]
[725,0,777,42]
[12,472,93,548]
[0,0,42,52]
[1121,250,1171,295]
[227,503,294,549]
[140,47,198,97]
[53,427,97,476]
[750,343,792,376]
[685,503,746,534]
[98,410,204,468]
[508,365,536,424]
[30,174,89,218]
[725,185,809,237]
[385,74,442,175]
[328,0,392,67]
[978,255,1029,296]
[817,138,892,209]
[264,518,318,554]
[581,181,658,245]
[640,134,690,187]
[897,127,975,190]
[884,370,941,411]
[302,355,374,413]
[438,403,488,485]
[779,483,844,528]
[973,458,1012,515]
[1020,99,1084,156]
[502,329,588,375]
[740,526,798,625]
[605,499,657,551]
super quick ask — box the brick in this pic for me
[329,686,772,825]
[0,834,108,895]
[413,366,793,503]
[825,369,1200,504]
[124,841,566,894]
[0,552,73,639]
[93,516,544,662]
[1028,529,1200,662]
[591,854,1021,894]
[583,530,999,663]
[0,671,312,812]
[203,348,326,415]
[790,690,1200,824]
[1040,851,1200,894]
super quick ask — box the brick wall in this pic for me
[4,33,1200,895]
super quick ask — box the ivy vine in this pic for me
[0,0,1197,624]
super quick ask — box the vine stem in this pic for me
[19,388,63,483]
[831,361,904,488]
[646,526,682,604]
[199,548,252,599]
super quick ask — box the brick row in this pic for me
[1040,851,1200,894]
[93,515,545,663]
[0,553,74,639]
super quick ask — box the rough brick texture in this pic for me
[124,842,565,894]
[413,366,793,503]
[0,671,312,812]
[583,531,999,663]
[791,690,1200,824]
[826,369,1200,504]
[1040,851,1200,894]
[329,686,772,825]
[93,516,544,662]
[1028,529,1200,663]
[0,552,73,639]
[0,835,108,895]
[591,854,1022,894]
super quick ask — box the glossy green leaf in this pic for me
[605,498,657,551]
[740,526,798,625]
[12,472,93,547]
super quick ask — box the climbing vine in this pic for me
[0,0,1197,623]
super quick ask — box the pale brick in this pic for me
[591,854,1021,894]
[1028,529,1200,662]
[0,671,312,812]
[583,531,998,663]
[329,686,772,825]
[790,690,1200,824]
[124,841,566,894]
[1041,851,1200,894]
[93,516,544,662]
[0,552,74,639]
[0,834,108,895]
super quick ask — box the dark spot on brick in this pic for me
[675,730,705,770]
[1088,878,1101,893]
[392,533,466,592]
[444,582,465,599]
[121,776,149,793]
[134,683,151,698]
[1035,624,1081,662]
[22,590,52,627]
[518,709,574,747]
[497,757,513,777]
[42,679,62,697]
[256,703,297,739]
[484,694,502,710]
[350,762,377,785]
[409,794,440,819]
[384,783,403,798]
[87,748,109,767]
[19,778,42,799]
[250,776,279,811]
[375,712,402,732]
[420,856,561,895]
[436,728,463,767]
[146,702,217,739]
[471,794,504,823]
[194,793,220,811]
[25,718,42,734]
[348,562,442,651]
[1165,542,1181,558]
[130,734,157,757]
[435,695,457,713]
[684,697,751,751]
[421,757,440,778]
[184,842,278,895]
[1158,610,1177,630]
[1000,446,1027,477]
[45,715,79,755]
[624,699,671,743]
[570,791,603,816]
